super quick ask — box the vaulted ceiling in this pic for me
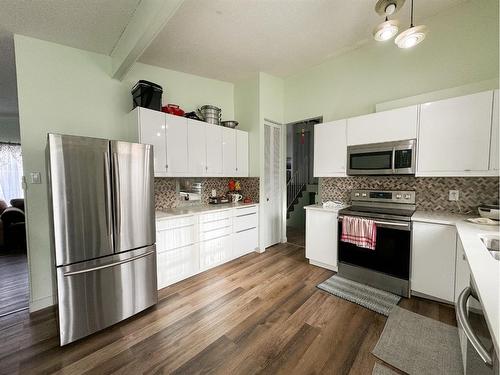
[0,0,468,120]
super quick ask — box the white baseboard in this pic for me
[309,259,338,272]
[30,295,55,312]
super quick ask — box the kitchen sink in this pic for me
[479,234,500,261]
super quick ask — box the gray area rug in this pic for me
[317,275,401,316]
[372,306,463,375]
[372,362,400,375]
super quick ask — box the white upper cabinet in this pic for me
[130,107,167,176]
[127,108,250,177]
[417,91,494,176]
[490,89,499,171]
[165,114,188,176]
[314,119,347,177]
[236,130,249,177]
[347,105,418,146]
[187,119,207,176]
[222,127,237,176]
[205,124,223,176]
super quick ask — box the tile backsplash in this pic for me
[320,176,499,214]
[154,177,259,210]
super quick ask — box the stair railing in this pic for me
[286,156,309,211]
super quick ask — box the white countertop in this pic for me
[411,210,472,226]
[304,203,347,213]
[156,202,258,220]
[413,211,500,353]
[455,220,499,355]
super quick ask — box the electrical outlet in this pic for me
[30,172,41,184]
[449,190,459,201]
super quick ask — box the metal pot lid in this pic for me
[200,105,221,111]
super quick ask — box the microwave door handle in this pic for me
[391,147,396,172]
[457,287,493,366]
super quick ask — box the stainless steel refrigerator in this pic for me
[47,134,157,346]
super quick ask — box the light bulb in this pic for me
[395,25,426,48]
[373,19,399,42]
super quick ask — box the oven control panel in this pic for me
[351,190,415,204]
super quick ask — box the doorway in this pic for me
[0,32,29,317]
[285,117,321,247]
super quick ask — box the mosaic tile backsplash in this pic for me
[320,177,499,214]
[154,177,259,210]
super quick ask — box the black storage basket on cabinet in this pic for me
[131,80,163,111]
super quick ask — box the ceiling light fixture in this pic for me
[373,0,404,42]
[373,18,399,42]
[395,0,427,49]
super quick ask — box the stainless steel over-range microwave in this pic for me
[347,139,416,176]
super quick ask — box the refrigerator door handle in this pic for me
[112,152,121,246]
[104,151,114,250]
[63,250,156,277]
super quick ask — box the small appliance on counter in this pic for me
[131,80,163,111]
[209,196,230,204]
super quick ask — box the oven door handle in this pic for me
[338,216,410,230]
[456,286,493,367]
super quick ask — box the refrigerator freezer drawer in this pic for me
[56,246,157,345]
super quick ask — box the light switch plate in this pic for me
[448,190,459,201]
[30,172,41,184]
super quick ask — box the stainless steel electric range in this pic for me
[337,189,416,297]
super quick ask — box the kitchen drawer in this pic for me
[234,205,258,217]
[200,217,232,232]
[234,227,258,258]
[156,215,196,231]
[200,225,232,241]
[199,209,232,223]
[234,211,258,232]
[156,225,196,252]
[200,234,232,271]
[157,244,198,289]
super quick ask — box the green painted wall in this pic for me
[0,117,20,143]
[284,0,499,123]
[234,74,260,177]
[125,62,234,120]
[14,35,235,311]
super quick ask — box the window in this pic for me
[0,143,23,203]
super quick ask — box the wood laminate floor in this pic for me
[286,226,305,248]
[0,243,456,375]
[0,253,29,317]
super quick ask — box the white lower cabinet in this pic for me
[156,216,198,289]
[411,222,457,302]
[155,205,259,289]
[305,208,339,271]
[233,205,259,257]
[200,234,232,271]
[454,236,470,303]
[157,244,198,289]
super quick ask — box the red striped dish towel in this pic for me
[340,216,377,250]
